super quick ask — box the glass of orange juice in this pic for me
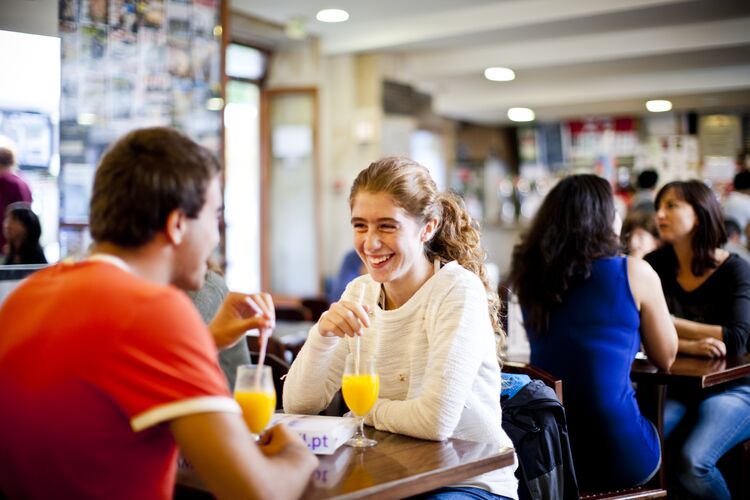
[234,364,276,439]
[342,352,379,448]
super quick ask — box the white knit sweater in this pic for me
[283,261,518,498]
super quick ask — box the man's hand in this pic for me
[209,292,275,349]
[259,424,316,462]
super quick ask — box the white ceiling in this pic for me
[232,0,750,124]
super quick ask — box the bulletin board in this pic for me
[57,0,223,255]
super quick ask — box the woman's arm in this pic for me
[672,317,723,342]
[628,257,678,371]
[282,322,348,415]
[282,279,373,414]
[365,278,492,441]
[674,257,750,356]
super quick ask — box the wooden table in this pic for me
[629,353,750,489]
[631,353,750,389]
[177,428,515,499]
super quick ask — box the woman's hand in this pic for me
[209,292,275,349]
[317,300,370,338]
[679,337,727,358]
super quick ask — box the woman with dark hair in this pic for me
[2,203,47,265]
[284,157,518,499]
[508,174,677,492]
[644,180,750,499]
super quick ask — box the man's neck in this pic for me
[90,241,172,285]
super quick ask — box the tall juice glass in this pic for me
[342,352,379,448]
[234,364,276,439]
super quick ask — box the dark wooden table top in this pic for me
[631,353,750,389]
[177,427,515,499]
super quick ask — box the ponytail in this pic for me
[427,193,502,337]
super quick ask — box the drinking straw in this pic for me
[356,286,365,374]
[246,296,271,389]
[255,327,270,388]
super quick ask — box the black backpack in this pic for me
[501,380,579,500]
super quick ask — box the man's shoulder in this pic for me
[20,261,186,313]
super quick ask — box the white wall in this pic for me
[0,0,57,37]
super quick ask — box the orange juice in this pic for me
[342,374,380,416]
[235,391,276,433]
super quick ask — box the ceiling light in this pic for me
[484,67,515,82]
[507,107,535,122]
[646,100,672,112]
[316,9,349,23]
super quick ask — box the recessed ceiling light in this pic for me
[508,107,535,122]
[316,9,349,23]
[646,100,672,112]
[484,67,515,82]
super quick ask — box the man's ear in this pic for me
[421,217,439,243]
[165,209,186,245]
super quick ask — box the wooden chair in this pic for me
[579,489,666,499]
[300,297,329,322]
[504,362,667,500]
[503,360,563,404]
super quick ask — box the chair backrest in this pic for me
[503,360,563,404]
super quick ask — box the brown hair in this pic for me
[621,210,659,253]
[508,174,621,334]
[349,156,502,335]
[89,127,221,248]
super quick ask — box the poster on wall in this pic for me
[58,0,223,257]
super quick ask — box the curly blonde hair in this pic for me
[349,157,502,336]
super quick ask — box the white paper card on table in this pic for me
[271,414,358,455]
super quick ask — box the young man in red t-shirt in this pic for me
[0,128,317,499]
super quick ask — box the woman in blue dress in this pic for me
[508,174,677,491]
[645,180,750,499]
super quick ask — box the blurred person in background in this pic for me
[0,143,32,256]
[723,169,750,246]
[186,259,251,391]
[630,169,659,212]
[621,210,660,259]
[2,202,47,265]
[327,248,365,303]
[509,174,677,492]
[723,218,750,264]
[645,180,750,499]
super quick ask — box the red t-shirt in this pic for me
[0,260,238,499]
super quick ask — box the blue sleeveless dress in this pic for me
[527,257,660,491]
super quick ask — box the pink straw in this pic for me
[245,296,271,389]
[254,327,270,389]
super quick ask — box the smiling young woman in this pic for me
[283,157,519,500]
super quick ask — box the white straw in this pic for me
[355,286,366,374]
